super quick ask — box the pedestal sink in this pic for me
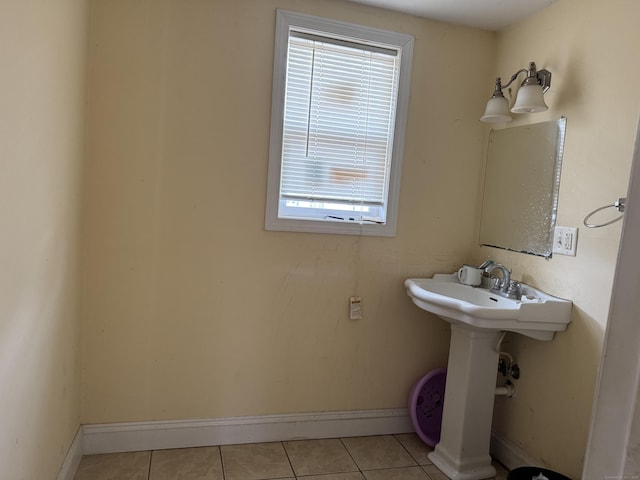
[405,273,572,480]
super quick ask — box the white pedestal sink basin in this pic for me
[405,274,572,341]
[405,273,572,480]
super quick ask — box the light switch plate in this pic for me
[553,226,578,256]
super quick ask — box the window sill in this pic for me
[264,216,397,237]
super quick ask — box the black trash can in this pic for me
[507,467,571,480]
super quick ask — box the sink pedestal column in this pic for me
[428,324,501,480]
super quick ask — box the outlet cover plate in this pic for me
[553,226,578,256]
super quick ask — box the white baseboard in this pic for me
[83,408,413,455]
[56,427,83,480]
[490,430,543,471]
[62,411,542,477]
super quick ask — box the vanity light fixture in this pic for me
[480,62,551,123]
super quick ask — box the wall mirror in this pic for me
[479,117,566,258]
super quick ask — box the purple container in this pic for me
[408,368,447,447]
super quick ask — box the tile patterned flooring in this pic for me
[74,433,509,480]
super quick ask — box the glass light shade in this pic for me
[511,84,548,113]
[480,95,512,123]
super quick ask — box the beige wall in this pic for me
[0,1,88,478]
[81,0,495,423]
[3,0,637,477]
[473,0,640,477]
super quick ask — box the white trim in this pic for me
[56,427,83,480]
[59,411,545,477]
[83,408,412,455]
[490,430,543,471]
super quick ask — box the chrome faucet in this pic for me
[486,263,521,299]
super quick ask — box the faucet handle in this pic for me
[506,281,522,299]
[478,258,494,270]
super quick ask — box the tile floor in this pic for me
[73,434,509,480]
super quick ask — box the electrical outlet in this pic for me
[553,226,578,256]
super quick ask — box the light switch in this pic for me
[553,226,578,256]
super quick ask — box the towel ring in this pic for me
[583,197,626,228]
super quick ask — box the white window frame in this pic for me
[265,10,414,237]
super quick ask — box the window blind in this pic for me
[280,31,400,208]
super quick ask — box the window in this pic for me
[265,10,414,236]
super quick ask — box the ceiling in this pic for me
[343,0,558,30]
